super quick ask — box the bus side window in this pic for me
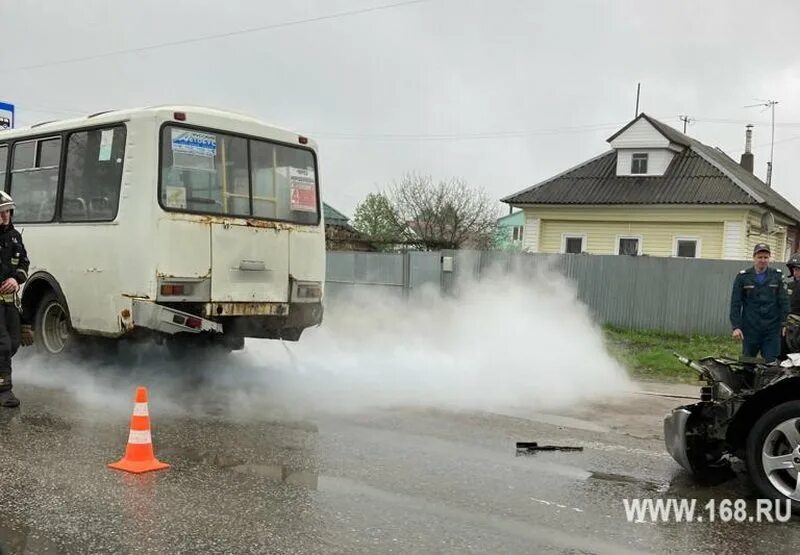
[10,138,61,223]
[62,126,126,222]
[0,145,7,190]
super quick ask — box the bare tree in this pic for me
[389,173,500,250]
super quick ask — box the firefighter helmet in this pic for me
[788,252,800,272]
[0,191,15,213]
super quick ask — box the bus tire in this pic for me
[33,291,75,356]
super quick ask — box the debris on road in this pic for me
[515,441,584,453]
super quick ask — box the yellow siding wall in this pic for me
[540,220,724,258]
[745,212,788,262]
[524,206,752,259]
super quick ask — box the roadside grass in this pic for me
[603,325,740,383]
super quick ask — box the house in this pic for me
[502,113,800,261]
[323,203,377,251]
[495,210,525,250]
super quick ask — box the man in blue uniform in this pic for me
[730,243,790,362]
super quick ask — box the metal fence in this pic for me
[325,250,757,336]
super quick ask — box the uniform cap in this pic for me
[753,243,771,255]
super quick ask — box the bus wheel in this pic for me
[34,292,72,355]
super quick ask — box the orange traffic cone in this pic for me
[108,386,170,474]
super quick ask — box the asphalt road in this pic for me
[1,349,798,554]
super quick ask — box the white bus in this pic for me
[0,106,325,357]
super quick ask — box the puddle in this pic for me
[157,446,319,489]
[230,463,319,490]
[19,413,72,431]
[0,516,65,554]
[589,471,664,491]
[157,446,245,469]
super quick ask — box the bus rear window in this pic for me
[160,126,319,224]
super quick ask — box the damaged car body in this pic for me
[665,352,800,509]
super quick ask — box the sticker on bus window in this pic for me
[289,167,316,212]
[99,129,114,161]
[171,130,216,171]
[166,186,187,209]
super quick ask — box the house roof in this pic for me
[322,203,351,226]
[504,113,800,224]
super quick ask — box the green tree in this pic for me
[353,192,405,250]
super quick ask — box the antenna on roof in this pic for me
[635,83,641,117]
[745,98,778,186]
[678,115,693,134]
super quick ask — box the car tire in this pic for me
[746,400,800,514]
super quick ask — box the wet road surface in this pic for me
[0,353,798,554]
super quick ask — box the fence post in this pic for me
[402,250,411,300]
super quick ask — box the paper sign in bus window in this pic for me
[171,130,217,171]
[99,129,114,161]
[166,186,187,209]
[289,167,316,212]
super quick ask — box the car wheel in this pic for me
[746,400,800,513]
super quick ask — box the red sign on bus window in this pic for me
[290,168,317,212]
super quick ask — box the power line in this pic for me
[314,124,632,142]
[2,0,429,73]
[311,117,681,142]
[725,133,800,155]
[9,105,679,142]
[692,116,800,128]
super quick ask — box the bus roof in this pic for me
[0,105,316,147]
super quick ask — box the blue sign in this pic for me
[0,102,14,130]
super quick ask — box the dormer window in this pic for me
[631,153,648,174]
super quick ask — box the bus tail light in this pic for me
[174,112,186,121]
[160,284,186,296]
[296,284,322,300]
[185,317,202,329]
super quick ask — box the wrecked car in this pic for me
[664,352,800,509]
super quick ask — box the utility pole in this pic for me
[678,115,693,134]
[745,99,778,186]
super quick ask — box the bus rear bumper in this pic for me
[223,302,323,339]
[131,299,223,335]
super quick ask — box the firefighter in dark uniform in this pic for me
[782,252,800,355]
[730,243,790,363]
[0,192,29,408]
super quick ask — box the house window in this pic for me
[631,153,648,174]
[512,226,523,241]
[674,237,700,258]
[562,234,585,254]
[617,236,641,256]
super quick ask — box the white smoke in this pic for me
[13,266,631,417]
[234,265,631,414]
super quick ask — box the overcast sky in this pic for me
[3,0,800,217]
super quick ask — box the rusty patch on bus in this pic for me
[164,212,313,231]
[156,271,212,279]
[119,308,135,331]
[203,302,289,317]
